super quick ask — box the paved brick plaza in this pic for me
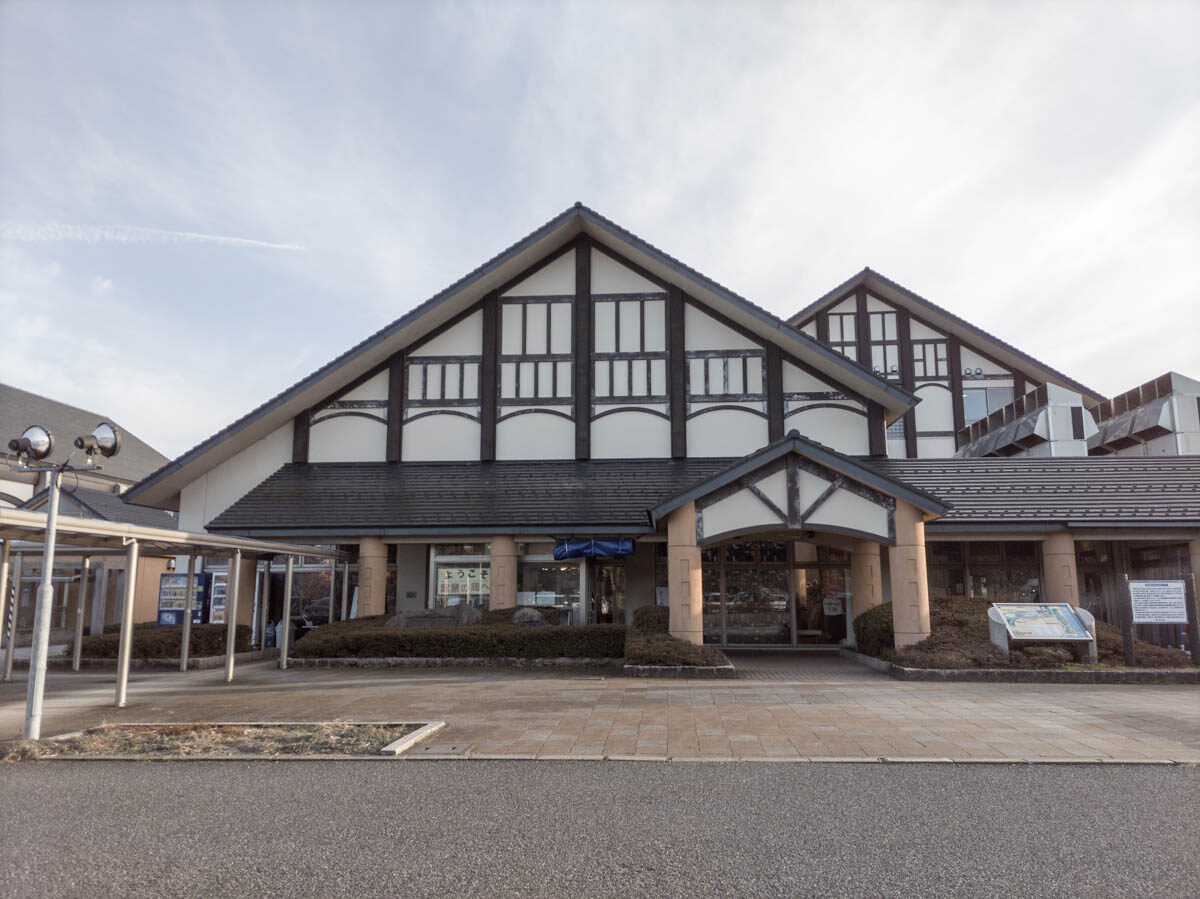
[2,656,1197,762]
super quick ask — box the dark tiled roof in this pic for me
[0,383,169,483]
[867,457,1200,527]
[207,459,736,535]
[22,485,179,529]
[789,268,1105,402]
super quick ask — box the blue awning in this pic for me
[553,538,635,560]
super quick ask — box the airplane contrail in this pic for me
[0,222,304,251]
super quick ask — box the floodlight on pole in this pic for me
[4,421,122,740]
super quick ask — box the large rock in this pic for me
[512,607,549,627]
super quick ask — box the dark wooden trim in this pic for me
[867,401,886,456]
[948,336,965,448]
[386,352,405,462]
[668,284,686,458]
[854,287,871,369]
[573,237,592,459]
[589,239,671,291]
[1012,372,1026,401]
[815,311,830,344]
[480,291,498,461]
[291,410,310,464]
[765,344,784,442]
[493,237,578,297]
[896,308,918,458]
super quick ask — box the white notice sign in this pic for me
[1129,581,1189,624]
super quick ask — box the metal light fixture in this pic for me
[74,421,121,460]
[7,425,54,462]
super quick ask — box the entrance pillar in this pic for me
[667,502,703,644]
[489,536,518,610]
[850,540,883,616]
[357,537,388,617]
[888,501,931,648]
[1042,531,1079,606]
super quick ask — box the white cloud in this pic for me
[1,222,304,251]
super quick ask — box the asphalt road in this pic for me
[2,761,1197,898]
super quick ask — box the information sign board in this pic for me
[1129,581,1188,624]
[992,603,1092,641]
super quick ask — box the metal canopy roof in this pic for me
[0,508,347,561]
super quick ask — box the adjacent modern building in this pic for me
[121,205,1200,650]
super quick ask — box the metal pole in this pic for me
[0,540,9,655]
[1120,573,1137,667]
[73,556,90,672]
[26,469,63,740]
[328,558,337,623]
[180,555,196,671]
[340,561,349,621]
[224,550,241,683]
[279,556,295,670]
[3,552,21,681]
[90,564,108,635]
[259,559,271,649]
[114,538,140,708]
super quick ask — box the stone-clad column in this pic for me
[888,501,931,648]
[1042,531,1079,606]
[667,502,703,645]
[357,538,389,617]
[489,536,518,610]
[850,540,883,616]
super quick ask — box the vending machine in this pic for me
[208,572,229,624]
[156,572,211,627]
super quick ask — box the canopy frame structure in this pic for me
[0,508,348,738]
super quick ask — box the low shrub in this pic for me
[631,605,670,635]
[291,623,627,660]
[852,603,894,658]
[477,607,560,627]
[71,624,252,659]
[624,633,729,667]
[101,621,158,635]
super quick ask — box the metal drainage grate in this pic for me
[409,742,474,757]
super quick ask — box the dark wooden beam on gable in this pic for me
[668,284,686,458]
[765,344,784,442]
[896,308,918,458]
[854,287,871,367]
[948,336,965,448]
[867,401,886,456]
[291,409,310,464]
[573,236,592,460]
[386,351,405,462]
[480,291,499,461]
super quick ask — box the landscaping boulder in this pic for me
[512,607,548,627]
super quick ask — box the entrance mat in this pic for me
[4,721,445,761]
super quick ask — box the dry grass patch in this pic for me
[3,722,418,760]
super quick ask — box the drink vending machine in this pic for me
[156,572,211,627]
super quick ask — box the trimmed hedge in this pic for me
[625,633,729,667]
[852,603,894,659]
[71,624,252,660]
[292,623,627,660]
[631,605,670,635]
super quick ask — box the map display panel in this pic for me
[992,603,1092,641]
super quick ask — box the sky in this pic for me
[1,0,1197,460]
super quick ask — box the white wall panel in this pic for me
[806,488,889,541]
[909,320,945,341]
[865,295,894,312]
[410,310,482,357]
[591,251,660,293]
[496,411,574,460]
[643,300,666,351]
[783,405,870,455]
[339,370,389,402]
[916,436,957,458]
[403,415,480,461]
[831,297,856,314]
[393,543,428,612]
[687,408,769,456]
[309,414,388,463]
[704,490,780,539]
[502,249,575,296]
[913,384,955,431]
[591,409,671,458]
[960,347,1010,377]
[684,304,758,351]
[782,360,835,393]
[179,421,294,530]
[594,302,616,353]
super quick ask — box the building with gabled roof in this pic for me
[119,205,1199,652]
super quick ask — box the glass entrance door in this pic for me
[589,561,625,624]
[723,567,792,645]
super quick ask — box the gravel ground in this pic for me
[1,761,1197,897]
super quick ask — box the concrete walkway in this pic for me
[2,658,1198,762]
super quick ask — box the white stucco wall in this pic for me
[684,304,758,352]
[591,250,660,294]
[686,408,769,457]
[591,408,671,458]
[503,249,576,296]
[402,414,480,461]
[783,405,869,455]
[308,414,388,463]
[410,309,483,357]
[913,383,955,431]
[178,421,294,531]
[496,410,574,460]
